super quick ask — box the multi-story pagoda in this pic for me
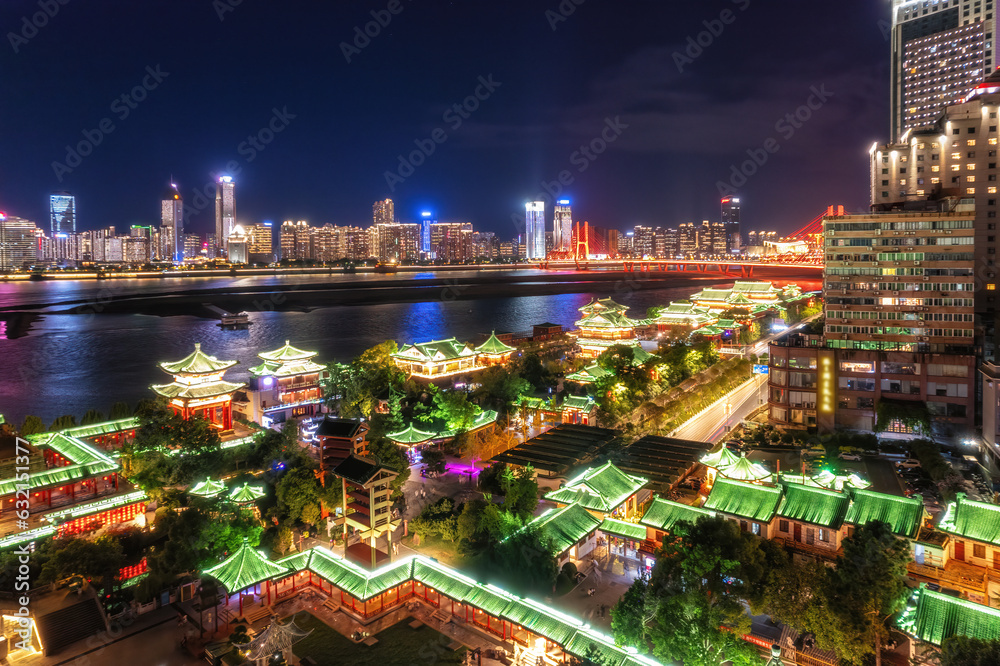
[573,297,644,358]
[334,455,400,569]
[237,340,328,426]
[151,343,244,431]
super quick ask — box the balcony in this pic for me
[907,561,988,593]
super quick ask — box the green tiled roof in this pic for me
[151,379,246,400]
[937,493,1000,546]
[781,470,871,491]
[228,483,265,504]
[565,364,613,384]
[188,478,226,497]
[897,585,1000,646]
[579,298,630,314]
[718,455,772,482]
[159,343,238,375]
[219,547,663,664]
[0,460,119,496]
[30,417,140,443]
[844,488,923,538]
[544,462,647,513]
[203,539,291,593]
[700,447,740,469]
[0,526,57,551]
[777,482,849,529]
[732,281,779,294]
[256,340,317,362]
[704,478,782,522]
[44,433,116,467]
[527,504,602,555]
[393,338,475,363]
[438,409,498,439]
[561,395,595,411]
[599,518,646,541]
[475,332,515,355]
[640,497,715,532]
[575,310,642,330]
[42,490,146,524]
[249,358,326,378]
[386,423,436,445]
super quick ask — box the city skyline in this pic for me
[0,1,887,237]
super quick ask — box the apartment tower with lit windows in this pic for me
[890,0,997,141]
[215,176,236,257]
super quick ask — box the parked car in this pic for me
[896,459,921,469]
[838,452,862,461]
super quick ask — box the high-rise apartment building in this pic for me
[375,223,420,262]
[0,214,38,270]
[183,233,203,260]
[215,176,236,257]
[246,222,274,263]
[430,222,473,262]
[553,200,573,253]
[872,76,1000,360]
[228,225,249,264]
[890,0,996,141]
[631,226,655,257]
[721,196,741,253]
[49,192,76,234]
[420,212,434,255]
[525,202,546,260]
[679,223,698,256]
[373,199,394,227]
[160,183,184,263]
[280,220,310,261]
[769,198,976,435]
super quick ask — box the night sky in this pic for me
[0,0,889,238]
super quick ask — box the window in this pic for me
[819,529,828,543]
[779,520,789,533]
[968,175,976,182]
[974,544,986,559]
[968,188,977,194]
[969,139,977,146]
[752,522,761,536]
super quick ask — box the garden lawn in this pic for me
[291,612,466,666]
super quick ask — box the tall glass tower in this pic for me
[161,183,184,263]
[525,201,546,260]
[553,200,572,253]
[49,192,76,234]
[215,176,236,257]
[721,196,741,253]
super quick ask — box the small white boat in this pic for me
[218,311,252,328]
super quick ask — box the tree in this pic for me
[473,366,531,415]
[940,636,1000,666]
[80,409,105,425]
[640,517,766,666]
[18,415,45,436]
[500,464,538,520]
[514,352,553,390]
[336,341,406,418]
[49,414,76,431]
[813,521,911,666]
[476,525,557,597]
[108,401,132,420]
[274,525,294,556]
[421,448,447,474]
[611,575,649,650]
[36,535,125,588]
[275,466,321,526]
[432,389,478,433]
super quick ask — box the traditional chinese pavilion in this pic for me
[392,338,479,379]
[238,340,328,426]
[572,298,645,358]
[151,343,244,431]
[475,331,516,366]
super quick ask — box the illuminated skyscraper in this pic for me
[525,201,545,260]
[373,198,394,226]
[890,0,995,140]
[721,196,741,253]
[215,176,236,256]
[0,213,38,270]
[49,192,76,234]
[420,211,434,255]
[553,200,572,252]
[160,183,184,262]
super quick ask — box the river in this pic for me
[0,270,821,426]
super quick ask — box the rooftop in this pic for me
[937,493,1000,546]
[158,343,238,375]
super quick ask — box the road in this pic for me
[670,374,769,443]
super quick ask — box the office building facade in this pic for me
[160,183,184,263]
[525,202,545,260]
[553,200,573,253]
[49,192,76,234]
[215,176,236,257]
[722,196,741,253]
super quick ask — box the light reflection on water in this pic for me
[0,276,821,425]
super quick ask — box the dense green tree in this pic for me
[611,576,649,650]
[367,433,411,499]
[940,636,1000,666]
[80,409,105,425]
[432,389,478,433]
[36,535,125,587]
[812,521,910,666]
[476,525,557,598]
[473,366,532,414]
[275,466,321,526]
[421,448,446,474]
[49,414,76,431]
[108,401,132,420]
[18,415,45,436]
[634,517,767,666]
[514,352,553,390]
[499,464,538,521]
[334,341,406,418]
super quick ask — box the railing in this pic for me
[907,561,987,591]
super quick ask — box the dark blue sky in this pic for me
[0,0,889,238]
